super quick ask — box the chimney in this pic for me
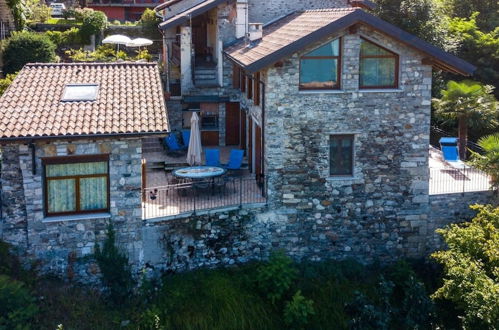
[248,23,263,42]
[348,0,377,10]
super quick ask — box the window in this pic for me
[359,39,398,89]
[62,84,99,101]
[330,135,354,176]
[300,38,341,90]
[43,155,109,216]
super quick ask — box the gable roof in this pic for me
[159,0,235,30]
[0,62,169,141]
[224,8,476,76]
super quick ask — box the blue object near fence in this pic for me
[205,149,221,166]
[182,130,190,147]
[225,149,244,170]
[165,133,186,151]
[439,137,459,162]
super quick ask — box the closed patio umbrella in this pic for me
[187,112,202,166]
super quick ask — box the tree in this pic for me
[444,14,499,97]
[433,80,497,160]
[6,0,27,30]
[2,31,56,74]
[140,8,161,40]
[432,205,499,328]
[79,9,108,43]
[470,134,499,190]
[439,0,499,32]
[372,0,444,46]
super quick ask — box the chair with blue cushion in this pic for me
[164,133,186,156]
[205,149,220,166]
[182,129,190,147]
[224,149,244,170]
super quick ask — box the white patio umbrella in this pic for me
[126,38,153,48]
[187,112,202,166]
[102,34,132,52]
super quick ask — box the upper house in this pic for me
[155,0,475,253]
[0,62,169,261]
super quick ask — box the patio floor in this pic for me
[142,142,263,219]
[429,146,492,195]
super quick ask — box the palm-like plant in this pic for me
[433,80,497,160]
[470,133,499,190]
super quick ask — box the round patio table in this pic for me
[172,166,226,179]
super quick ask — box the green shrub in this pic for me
[146,267,278,329]
[62,8,77,21]
[27,1,51,23]
[0,73,17,97]
[140,8,161,39]
[0,275,38,328]
[79,9,107,42]
[283,290,315,329]
[2,31,56,74]
[432,204,499,328]
[94,223,135,304]
[46,27,82,46]
[256,251,298,304]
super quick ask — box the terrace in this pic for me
[142,142,266,220]
[141,140,493,220]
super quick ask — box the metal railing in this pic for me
[142,176,267,219]
[429,167,493,195]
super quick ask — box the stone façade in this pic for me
[0,138,144,277]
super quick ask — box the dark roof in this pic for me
[155,0,182,12]
[224,8,476,76]
[0,62,169,140]
[159,0,236,30]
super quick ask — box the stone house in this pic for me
[0,62,168,273]
[152,0,477,258]
[0,0,487,279]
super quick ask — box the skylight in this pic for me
[61,84,99,102]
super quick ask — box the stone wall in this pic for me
[264,27,433,257]
[428,191,496,250]
[0,138,144,277]
[248,0,349,24]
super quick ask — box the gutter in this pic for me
[0,131,169,144]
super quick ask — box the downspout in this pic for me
[29,142,36,175]
[260,78,266,195]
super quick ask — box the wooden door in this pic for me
[192,18,207,57]
[248,116,253,172]
[255,124,262,181]
[225,102,240,145]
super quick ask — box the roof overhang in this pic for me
[225,9,476,76]
[159,0,235,30]
[0,131,169,144]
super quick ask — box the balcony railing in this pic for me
[429,167,493,195]
[142,176,267,219]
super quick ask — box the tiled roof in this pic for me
[224,8,356,69]
[0,62,169,140]
[224,8,476,76]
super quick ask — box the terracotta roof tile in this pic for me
[0,62,169,140]
[225,8,356,70]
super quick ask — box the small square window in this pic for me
[330,135,354,176]
[62,84,99,101]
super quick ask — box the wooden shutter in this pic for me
[254,72,260,105]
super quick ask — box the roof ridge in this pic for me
[25,62,158,67]
[299,7,358,13]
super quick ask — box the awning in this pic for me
[159,0,236,30]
